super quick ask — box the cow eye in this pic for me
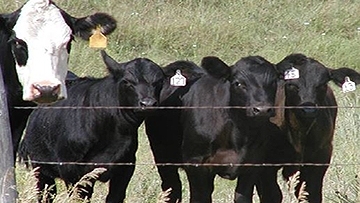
[317,84,327,91]
[121,80,133,88]
[10,39,28,66]
[152,80,163,87]
[233,81,246,89]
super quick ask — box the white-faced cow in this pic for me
[0,0,116,156]
[179,56,289,203]
[19,50,165,203]
[274,53,360,203]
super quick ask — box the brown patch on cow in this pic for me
[206,149,240,180]
[270,80,286,129]
[208,149,239,164]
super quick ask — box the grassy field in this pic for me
[1,0,360,202]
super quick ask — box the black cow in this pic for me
[0,0,116,156]
[274,53,360,203]
[180,56,286,203]
[19,50,165,203]
[145,60,205,202]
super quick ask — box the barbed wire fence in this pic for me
[10,103,360,202]
[14,104,360,167]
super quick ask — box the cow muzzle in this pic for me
[136,97,158,113]
[31,83,62,103]
[298,102,318,118]
[247,106,275,118]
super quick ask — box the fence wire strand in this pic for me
[22,160,360,167]
[13,105,360,110]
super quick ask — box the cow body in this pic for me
[180,56,286,203]
[0,0,116,156]
[275,53,360,203]
[145,60,205,202]
[19,51,165,203]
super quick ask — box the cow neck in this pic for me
[121,109,144,127]
[285,109,317,161]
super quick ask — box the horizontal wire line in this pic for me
[12,105,360,110]
[23,161,360,167]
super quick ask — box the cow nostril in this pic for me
[33,84,60,94]
[253,107,261,115]
[139,99,157,107]
[252,107,274,117]
[32,84,60,102]
[300,102,317,113]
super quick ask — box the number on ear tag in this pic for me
[170,70,186,87]
[342,76,356,93]
[284,67,300,80]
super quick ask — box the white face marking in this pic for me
[12,0,72,102]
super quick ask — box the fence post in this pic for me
[0,64,17,202]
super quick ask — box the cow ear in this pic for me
[100,50,122,76]
[201,56,231,79]
[329,67,360,87]
[71,13,117,40]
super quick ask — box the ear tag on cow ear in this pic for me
[342,76,356,93]
[170,70,187,87]
[284,67,300,80]
[89,27,107,49]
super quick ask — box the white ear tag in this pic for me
[342,76,356,93]
[170,70,187,87]
[284,67,300,80]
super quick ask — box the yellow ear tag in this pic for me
[89,27,107,49]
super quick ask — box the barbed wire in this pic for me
[22,160,360,167]
[12,105,360,110]
[15,104,360,168]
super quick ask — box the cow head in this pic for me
[201,56,279,119]
[160,61,205,105]
[0,0,116,103]
[101,51,165,113]
[276,53,360,118]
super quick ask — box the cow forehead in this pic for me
[286,60,330,86]
[123,59,164,83]
[13,0,72,50]
[233,60,278,84]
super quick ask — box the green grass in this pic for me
[1,0,360,202]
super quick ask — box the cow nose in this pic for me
[139,98,158,107]
[251,107,275,117]
[32,83,61,103]
[299,102,318,117]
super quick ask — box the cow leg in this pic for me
[145,116,183,203]
[36,172,57,203]
[156,166,182,202]
[234,172,259,203]
[106,165,135,203]
[298,165,327,203]
[185,166,215,203]
[255,167,282,203]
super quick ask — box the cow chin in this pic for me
[23,87,66,104]
[33,94,64,104]
[133,106,157,115]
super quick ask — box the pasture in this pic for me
[1,0,360,202]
